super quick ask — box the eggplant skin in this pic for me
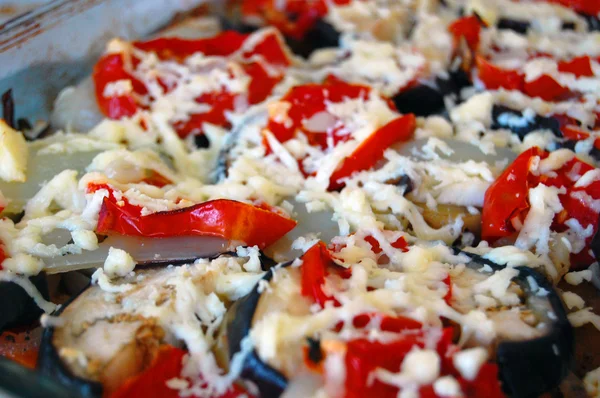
[457,250,574,397]
[591,215,600,262]
[392,70,471,117]
[581,13,600,31]
[497,18,530,34]
[491,105,562,140]
[0,274,49,333]
[496,266,574,398]
[37,285,103,398]
[284,19,341,59]
[226,264,291,397]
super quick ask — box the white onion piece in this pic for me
[43,235,230,274]
[392,138,518,166]
[0,149,102,213]
[51,77,104,133]
[266,199,339,262]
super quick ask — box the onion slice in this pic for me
[43,235,230,274]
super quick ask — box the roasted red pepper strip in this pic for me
[132,31,248,60]
[352,313,423,332]
[476,56,524,92]
[448,15,482,53]
[558,56,595,77]
[240,0,350,39]
[523,74,569,102]
[540,0,600,16]
[96,196,296,249]
[110,345,251,398]
[328,113,416,190]
[477,55,596,101]
[481,147,544,240]
[301,241,337,306]
[482,147,600,268]
[364,234,409,254]
[94,31,290,138]
[300,241,352,307]
[344,327,504,398]
[93,53,147,119]
[266,78,373,150]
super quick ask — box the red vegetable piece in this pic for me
[558,56,595,78]
[133,31,248,60]
[483,147,600,268]
[476,56,524,91]
[364,235,409,254]
[352,313,423,332]
[344,336,424,398]
[173,91,237,138]
[542,0,600,16]
[110,345,251,398]
[523,74,568,101]
[266,79,373,150]
[96,197,296,249]
[93,53,146,119]
[448,15,482,53]
[328,113,416,190]
[443,275,453,306]
[300,241,336,306]
[481,147,545,241]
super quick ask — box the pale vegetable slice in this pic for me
[0,149,103,214]
[393,138,518,165]
[43,235,230,274]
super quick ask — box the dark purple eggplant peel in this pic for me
[222,250,574,398]
[37,250,277,398]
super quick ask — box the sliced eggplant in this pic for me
[581,13,600,31]
[391,70,471,117]
[221,263,291,397]
[223,247,574,398]
[497,18,530,34]
[0,273,49,333]
[39,252,263,397]
[391,83,446,116]
[458,250,574,397]
[284,19,341,59]
[0,356,80,398]
[491,105,562,140]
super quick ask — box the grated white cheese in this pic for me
[453,347,488,381]
[103,247,136,278]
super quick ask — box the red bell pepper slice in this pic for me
[93,30,291,138]
[482,147,600,268]
[541,0,600,16]
[352,313,423,332]
[93,53,147,119]
[110,345,251,398]
[476,56,524,91]
[328,113,416,190]
[449,15,483,54]
[343,327,504,398]
[481,147,545,241]
[96,193,296,249]
[300,241,352,307]
[132,31,248,60]
[266,78,373,150]
[558,56,595,78]
[523,74,569,102]
[364,234,409,254]
[240,0,350,40]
